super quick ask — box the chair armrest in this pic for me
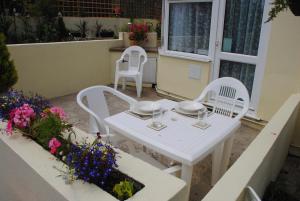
[77,95,110,135]
[139,59,148,74]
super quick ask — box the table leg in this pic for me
[220,135,235,176]
[181,164,193,201]
[211,142,224,186]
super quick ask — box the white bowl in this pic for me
[135,101,161,113]
[178,101,204,112]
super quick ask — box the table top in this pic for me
[104,99,240,165]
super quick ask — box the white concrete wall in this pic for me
[0,124,187,201]
[8,39,123,98]
[202,94,300,201]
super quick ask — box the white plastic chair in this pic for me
[195,77,250,120]
[77,86,137,144]
[114,46,148,98]
[195,77,250,185]
[77,85,180,174]
[246,186,262,201]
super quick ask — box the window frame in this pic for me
[161,0,219,62]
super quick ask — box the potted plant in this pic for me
[0,34,18,94]
[128,23,148,46]
[268,0,300,22]
[95,20,102,38]
[76,20,88,39]
[100,29,115,38]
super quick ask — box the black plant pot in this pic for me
[289,0,300,16]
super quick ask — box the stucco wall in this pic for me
[156,11,300,121]
[8,40,122,98]
[156,55,211,99]
[257,11,300,120]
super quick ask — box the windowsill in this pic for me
[158,48,212,63]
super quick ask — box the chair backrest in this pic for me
[77,86,137,134]
[121,46,147,72]
[245,186,262,201]
[195,77,250,119]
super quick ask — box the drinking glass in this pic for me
[152,109,163,128]
[198,107,208,122]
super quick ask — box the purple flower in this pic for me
[66,140,118,186]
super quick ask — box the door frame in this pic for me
[211,0,272,117]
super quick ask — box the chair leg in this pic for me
[122,77,126,90]
[136,77,142,98]
[114,75,119,90]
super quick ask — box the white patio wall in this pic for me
[8,39,122,98]
[202,94,300,201]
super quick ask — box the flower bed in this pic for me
[0,90,144,200]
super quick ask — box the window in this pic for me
[221,0,265,56]
[162,0,218,61]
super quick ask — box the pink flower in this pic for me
[7,104,36,133]
[48,137,62,154]
[6,120,13,135]
[43,106,66,120]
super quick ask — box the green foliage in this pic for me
[95,20,102,37]
[146,22,154,32]
[36,21,57,42]
[113,180,135,200]
[0,15,12,37]
[29,0,58,20]
[156,23,161,40]
[20,16,36,43]
[76,20,88,38]
[267,0,289,22]
[29,0,59,42]
[29,113,74,156]
[30,114,72,146]
[56,16,69,41]
[0,33,18,93]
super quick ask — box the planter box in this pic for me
[120,32,158,48]
[0,123,186,201]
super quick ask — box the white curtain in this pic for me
[220,0,265,96]
[168,2,212,55]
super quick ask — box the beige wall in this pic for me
[8,40,122,98]
[156,11,300,121]
[157,55,211,99]
[202,94,300,201]
[257,11,300,120]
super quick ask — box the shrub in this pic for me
[0,33,18,93]
[113,180,135,200]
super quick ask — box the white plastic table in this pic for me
[104,99,240,200]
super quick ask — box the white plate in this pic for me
[178,101,204,113]
[174,105,198,116]
[130,107,152,116]
[135,101,161,113]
